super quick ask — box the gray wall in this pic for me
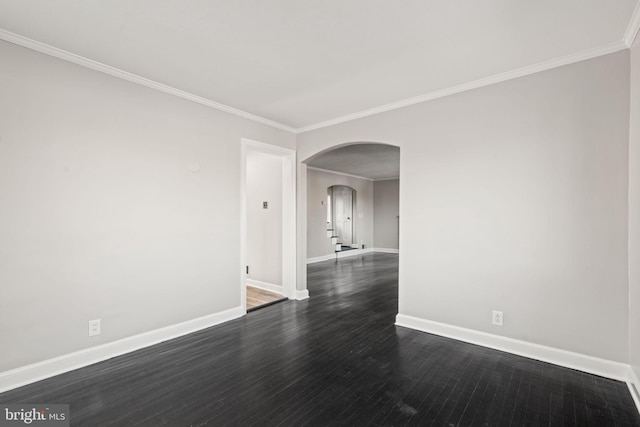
[297,51,630,362]
[246,150,283,286]
[306,168,373,258]
[630,36,640,379]
[0,40,295,372]
[373,179,399,249]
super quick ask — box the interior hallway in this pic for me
[0,254,638,425]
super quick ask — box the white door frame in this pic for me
[331,185,355,247]
[240,138,297,312]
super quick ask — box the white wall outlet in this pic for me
[492,310,503,326]
[88,319,101,337]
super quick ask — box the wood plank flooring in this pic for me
[246,285,287,311]
[1,253,638,426]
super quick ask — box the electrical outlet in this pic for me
[492,310,503,326]
[89,319,101,337]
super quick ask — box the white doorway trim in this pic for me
[240,138,298,313]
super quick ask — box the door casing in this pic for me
[240,138,297,312]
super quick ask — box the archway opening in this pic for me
[299,141,400,303]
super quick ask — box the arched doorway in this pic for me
[296,141,400,295]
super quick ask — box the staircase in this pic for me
[327,226,356,259]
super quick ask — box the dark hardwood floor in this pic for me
[1,253,639,426]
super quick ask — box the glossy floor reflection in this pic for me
[0,253,638,426]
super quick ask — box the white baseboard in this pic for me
[307,248,374,264]
[246,280,308,301]
[306,254,334,264]
[294,289,310,300]
[0,306,244,393]
[395,314,630,381]
[335,248,373,259]
[246,279,283,295]
[629,366,640,414]
[372,248,399,254]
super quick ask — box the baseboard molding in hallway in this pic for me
[307,248,398,264]
[396,314,630,382]
[397,314,640,416]
[246,279,282,294]
[0,306,244,393]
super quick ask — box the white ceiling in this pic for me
[307,144,400,180]
[0,1,638,131]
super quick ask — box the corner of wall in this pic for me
[629,25,640,413]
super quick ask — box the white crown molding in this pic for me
[307,166,374,181]
[373,176,400,182]
[296,41,628,134]
[0,306,244,393]
[396,314,630,382]
[1,28,630,136]
[625,1,640,47]
[0,29,296,134]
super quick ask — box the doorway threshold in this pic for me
[246,286,288,312]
